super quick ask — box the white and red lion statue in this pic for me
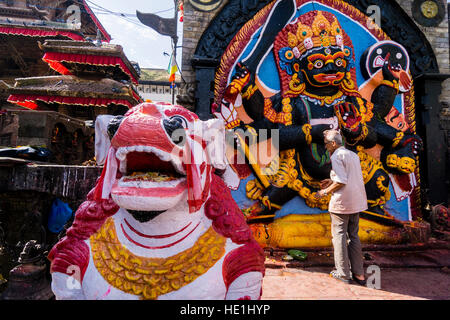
[48,102,265,300]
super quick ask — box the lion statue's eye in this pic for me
[313,60,324,69]
[163,115,188,145]
[169,115,188,129]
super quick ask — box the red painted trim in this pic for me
[81,0,111,42]
[120,221,201,249]
[222,241,265,291]
[42,52,138,85]
[7,94,134,109]
[10,100,38,110]
[124,219,192,239]
[0,26,84,41]
[43,59,73,76]
[131,89,144,103]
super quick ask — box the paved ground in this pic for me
[261,242,450,300]
[262,266,450,300]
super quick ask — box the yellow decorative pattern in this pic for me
[392,131,404,148]
[245,148,331,211]
[272,150,298,188]
[90,218,226,300]
[225,119,241,129]
[376,176,389,193]
[357,146,385,184]
[263,97,293,125]
[286,73,306,96]
[380,79,399,93]
[357,97,374,123]
[301,89,344,107]
[356,146,391,206]
[242,84,259,99]
[386,154,417,174]
[302,124,312,144]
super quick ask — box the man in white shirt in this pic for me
[316,130,367,285]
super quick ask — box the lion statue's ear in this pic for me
[201,118,241,190]
[201,118,228,170]
[95,115,116,165]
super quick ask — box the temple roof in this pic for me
[0,1,111,81]
[39,40,140,85]
[1,75,142,110]
[0,0,110,41]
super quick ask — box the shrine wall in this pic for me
[394,0,449,108]
[180,0,227,110]
[181,1,450,206]
[181,0,449,109]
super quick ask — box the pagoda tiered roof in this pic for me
[1,75,142,112]
[0,0,111,82]
[0,0,110,41]
[39,40,140,85]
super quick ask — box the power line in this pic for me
[86,0,174,19]
[91,10,149,29]
[0,0,175,22]
[86,0,176,30]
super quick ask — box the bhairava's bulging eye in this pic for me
[313,60,324,69]
[335,58,344,67]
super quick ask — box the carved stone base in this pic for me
[402,221,431,244]
[1,263,54,300]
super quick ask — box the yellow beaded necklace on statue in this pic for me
[90,217,226,300]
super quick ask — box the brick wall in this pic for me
[394,0,450,107]
[180,0,227,109]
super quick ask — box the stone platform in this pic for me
[262,240,450,300]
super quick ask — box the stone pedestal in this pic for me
[1,263,53,300]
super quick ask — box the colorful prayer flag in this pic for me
[168,53,178,83]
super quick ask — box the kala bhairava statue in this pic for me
[214,7,422,228]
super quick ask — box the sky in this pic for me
[88,0,450,69]
[87,0,183,70]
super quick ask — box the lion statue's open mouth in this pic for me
[112,146,187,215]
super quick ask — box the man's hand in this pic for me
[315,189,327,199]
[315,181,345,199]
[320,179,333,189]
